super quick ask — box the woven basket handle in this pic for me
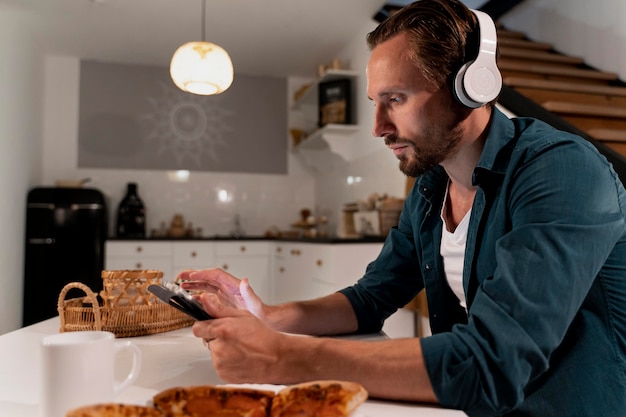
[57,282,102,332]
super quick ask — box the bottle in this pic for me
[116,182,146,238]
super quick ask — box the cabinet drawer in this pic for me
[173,242,215,267]
[216,241,270,257]
[106,241,172,258]
[105,257,172,276]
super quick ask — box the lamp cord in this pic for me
[201,0,206,42]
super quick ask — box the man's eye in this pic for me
[390,97,401,103]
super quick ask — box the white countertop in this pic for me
[0,317,465,417]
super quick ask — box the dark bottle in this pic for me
[116,182,146,238]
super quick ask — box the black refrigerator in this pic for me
[23,187,107,326]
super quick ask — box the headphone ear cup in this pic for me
[453,61,479,108]
[456,59,502,108]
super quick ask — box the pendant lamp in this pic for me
[170,0,234,95]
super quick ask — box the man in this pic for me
[181,0,626,415]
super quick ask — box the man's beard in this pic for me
[386,121,463,177]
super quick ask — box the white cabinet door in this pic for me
[173,241,216,279]
[105,241,174,279]
[216,242,272,304]
[273,242,308,303]
[306,243,383,299]
[273,242,383,303]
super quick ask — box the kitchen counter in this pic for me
[0,317,466,417]
[108,235,387,244]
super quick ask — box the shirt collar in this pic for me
[474,106,517,177]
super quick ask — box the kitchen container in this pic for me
[58,270,193,337]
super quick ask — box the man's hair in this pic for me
[367,0,482,96]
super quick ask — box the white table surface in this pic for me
[0,317,465,417]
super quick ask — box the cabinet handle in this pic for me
[240,245,246,252]
[279,267,285,273]
[223,264,229,270]
[276,247,282,253]
[316,259,323,267]
[135,262,142,269]
[191,251,197,258]
[135,246,143,253]
[291,249,301,256]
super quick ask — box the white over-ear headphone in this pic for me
[453,9,502,108]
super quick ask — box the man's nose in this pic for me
[372,108,394,138]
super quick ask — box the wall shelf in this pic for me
[292,69,360,110]
[294,124,359,161]
[291,69,360,165]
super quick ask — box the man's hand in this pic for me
[179,268,266,319]
[192,292,294,384]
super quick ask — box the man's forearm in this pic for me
[276,333,438,403]
[264,292,359,336]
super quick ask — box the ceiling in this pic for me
[0,0,386,79]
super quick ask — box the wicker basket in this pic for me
[58,270,194,337]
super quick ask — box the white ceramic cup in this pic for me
[40,331,142,417]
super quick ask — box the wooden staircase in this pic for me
[496,26,626,158]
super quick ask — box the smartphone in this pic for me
[148,283,213,321]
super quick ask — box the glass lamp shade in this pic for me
[170,41,234,95]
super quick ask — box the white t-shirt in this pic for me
[440,185,471,311]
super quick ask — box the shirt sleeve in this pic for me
[339,192,425,334]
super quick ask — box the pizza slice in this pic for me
[271,380,368,417]
[66,403,163,417]
[153,385,275,417]
[151,380,367,417]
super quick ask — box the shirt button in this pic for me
[425,264,431,270]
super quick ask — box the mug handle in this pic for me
[113,340,142,397]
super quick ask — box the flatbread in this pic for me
[67,381,368,417]
[153,385,275,417]
[271,380,368,417]
[66,403,163,417]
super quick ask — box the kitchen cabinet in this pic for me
[105,239,414,337]
[273,242,314,303]
[273,241,383,303]
[105,240,269,302]
[173,241,216,279]
[215,242,272,303]
[105,241,174,279]
[291,69,360,162]
[272,241,414,338]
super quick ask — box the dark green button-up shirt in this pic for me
[340,108,626,416]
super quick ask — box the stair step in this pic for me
[497,27,626,161]
[499,61,618,81]
[515,88,626,108]
[497,28,527,39]
[504,77,626,97]
[586,129,626,142]
[542,101,626,118]
[498,37,553,50]
[499,47,583,65]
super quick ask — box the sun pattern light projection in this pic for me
[141,81,233,168]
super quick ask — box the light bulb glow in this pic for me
[170,41,234,95]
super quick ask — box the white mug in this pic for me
[40,331,142,417]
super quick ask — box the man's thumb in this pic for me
[198,293,244,318]
[240,278,263,317]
